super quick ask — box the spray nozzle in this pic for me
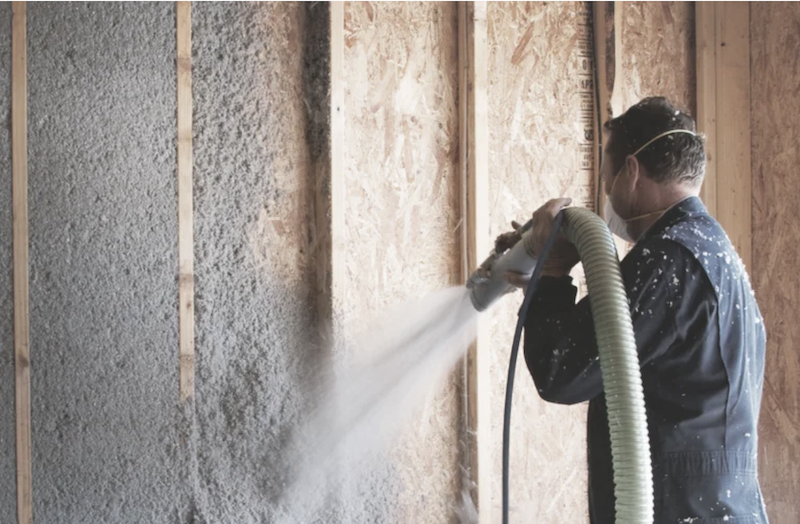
[465,218,542,311]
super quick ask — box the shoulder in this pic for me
[621,235,711,302]
[623,235,698,274]
[656,210,750,286]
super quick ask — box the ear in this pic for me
[624,155,640,192]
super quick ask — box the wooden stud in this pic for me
[696,2,751,268]
[696,2,718,218]
[715,2,751,269]
[330,2,345,322]
[457,0,471,507]
[177,1,194,401]
[591,2,609,215]
[608,1,624,119]
[592,1,621,218]
[577,6,596,212]
[12,2,32,523]
[459,2,491,521]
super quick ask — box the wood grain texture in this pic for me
[177,1,194,402]
[592,1,616,216]
[487,3,592,521]
[696,2,718,218]
[330,1,345,325]
[714,2,751,270]
[342,2,461,521]
[459,2,492,520]
[750,2,800,520]
[619,1,696,114]
[609,1,624,118]
[12,2,32,523]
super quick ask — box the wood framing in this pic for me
[329,2,345,323]
[696,2,751,268]
[696,2,718,219]
[12,2,32,523]
[592,1,621,218]
[459,2,491,521]
[177,1,194,402]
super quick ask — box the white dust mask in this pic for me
[602,128,698,243]
[604,198,635,243]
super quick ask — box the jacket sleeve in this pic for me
[524,238,691,405]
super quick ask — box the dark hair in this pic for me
[604,97,706,186]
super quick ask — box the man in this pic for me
[506,97,769,523]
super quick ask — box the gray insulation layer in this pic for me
[0,3,16,521]
[27,3,184,523]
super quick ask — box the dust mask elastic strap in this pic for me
[605,129,697,241]
[631,129,697,157]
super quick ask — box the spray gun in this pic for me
[466,218,539,312]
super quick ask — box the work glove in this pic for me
[505,198,581,291]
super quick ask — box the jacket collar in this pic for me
[639,196,707,242]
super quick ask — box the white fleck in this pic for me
[745,432,751,438]
[727,490,731,498]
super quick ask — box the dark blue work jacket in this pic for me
[524,197,769,523]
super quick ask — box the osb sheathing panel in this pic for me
[487,3,592,521]
[751,3,800,521]
[343,2,461,522]
[620,2,696,115]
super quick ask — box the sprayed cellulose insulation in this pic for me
[0,3,15,520]
[6,2,797,524]
[191,2,324,522]
[26,3,185,523]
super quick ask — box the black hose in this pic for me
[502,211,564,524]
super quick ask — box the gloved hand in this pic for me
[505,198,580,291]
[494,220,524,253]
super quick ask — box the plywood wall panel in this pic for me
[343,2,462,522]
[750,3,800,521]
[620,2,696,114]
[486,3,592,521]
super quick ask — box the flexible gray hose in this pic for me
[558,207,654,524]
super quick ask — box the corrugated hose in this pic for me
[502,207,653,524]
